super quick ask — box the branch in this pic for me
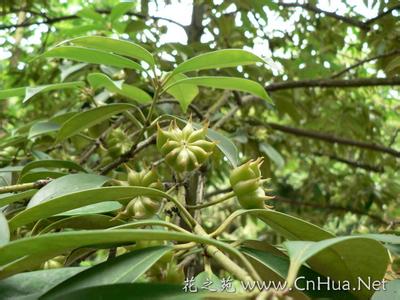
[248,119,400,158]
[278,1,369,30]
[99,134,156,175]
[0,8,186,31]
[331,50,400,78]
[265,77,400,92]
[312,152,384,173]
[274,195,389,225]
[0,179,51,195]
[278,2,400,31]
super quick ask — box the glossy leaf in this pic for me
[28,121,60,139]
[59,201,122,216]
[56,103,134,141]
[172,49,265,75]
[27,173,109,209]
[42,46,143,71]
[47,283,203,300]
[166,76,271,103]
[23,81,85,103]
[0,267,86,300]
[283,237,389,299]
[39,214,124,234]
[0,212,10,246]
[164,73,199,111]
[70,36,155,66]
[88,73,152,103]
[20,159,87,177]
[41,246,172,299]
[0,190,37,207]
[10,186,164,229]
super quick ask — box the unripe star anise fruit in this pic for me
[230,158,273,209]
[115,167,164,220]
[156,120,216,173]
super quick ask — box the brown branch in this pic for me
[331,50,400,78]
[99,134,156,175]
[248,119,400,158]
[0,9,186,31]
[274,195,389,225]
[265,77,400,92]
[312,152,384,173]
[0,179,51,195]
[278,1,369,30]
[278,2,400,31]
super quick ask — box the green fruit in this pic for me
[115,167,164,220]
[157,120,215,173]
[106,128,132,158]
[230,158,273,209]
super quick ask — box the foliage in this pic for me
[0,0,399,299]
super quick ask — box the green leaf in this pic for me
[0,212,10,246]
[28,121,60,139]
[372,280,400,300]
[241,245,356,299]
[56,103,134,141]
[259,143,285,168]
[283,237,389,299]
[0,267,86,300]
[110,2,134,22]
[60,63,88,82]
[0,82,85,102]
[166,76,271,103]
[23,81,85,103]
[172,49,265,75]
[19,171,67,183]
[38,214,124,234]
[9,186,163,229]
[0,190,37,207]
[88,73,152,103]
[20,160,87,178]
[0,229,238,278]
[0,87,26,100]
[45,283,203,300]
[42,46,143,71]
[70,36,155,66]
[59,201,122,216]
[77,7,103,22]
[26,173,109,209]
[41,246,172,299]
[165,73,199,112]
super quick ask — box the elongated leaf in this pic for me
[0,82,85,102]
[166,76,271,103]
[19,171,66,183]
[165,73,199,111]
[27,173,109,209]
[88,73,152,103]
[42,46,143,71]
[70,36,155,66]
[0,212,10,246]
[28,121,60,139]
[59,201,122,216]
[47,283,203,300]
[60,63,88,81]
[0,229,236,276]
[23,81,85,103]
[0,190,37,207]
[283,237,389,299]
[0,267,86,300]
[259,143,285,168]
[0,87,26,100]
[77,7,103,22]
[56,103,134,141]
[10,186,164,229]
[20,160,87,177]
[41,246,172,299]
[241,246,356,299]
[172,49,265,75]
[372,279,400,300]
[39,214,124,234]
[110,2,134,22]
